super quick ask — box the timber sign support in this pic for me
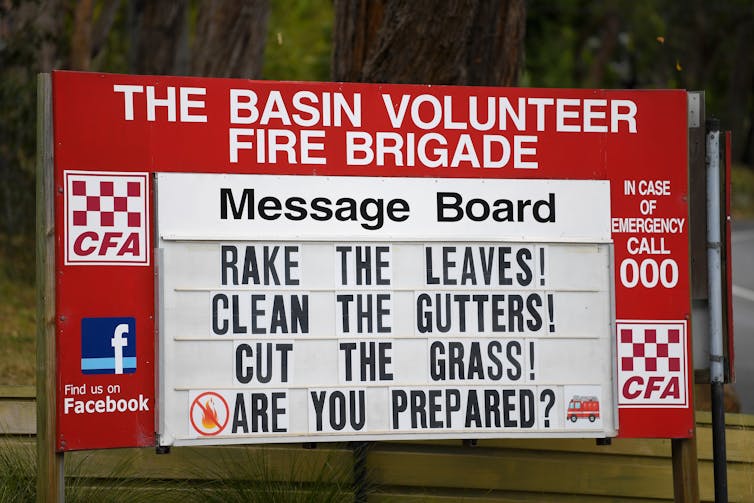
[38,71,698,499]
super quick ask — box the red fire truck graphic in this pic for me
[567,395,600,423]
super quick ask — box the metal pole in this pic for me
[706,118,727,503]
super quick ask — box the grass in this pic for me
[0,438,174,502]
[0,439,360,502]
[185,447,356,503]
[0,438,35,502]
[0,236,35,386]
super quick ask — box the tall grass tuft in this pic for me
[0,438,174,502]
[1,437,371,501]
[0,437,36,502]
[187,446,355,503]
[64,453,172,503]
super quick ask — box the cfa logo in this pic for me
[81,317,137,375]
[64,171,150,265]
[617,321,687,407]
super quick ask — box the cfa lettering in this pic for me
[622,376,680,400]
[73,231,140,257]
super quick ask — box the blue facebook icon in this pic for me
[81,317,136,375]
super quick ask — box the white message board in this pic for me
[156,173,616,445]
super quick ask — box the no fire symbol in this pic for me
[190,392,230,436]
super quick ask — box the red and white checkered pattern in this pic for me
[64,171,149,265]
[617,321,687,407]
[619,326,682,373]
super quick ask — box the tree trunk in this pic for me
[129,0,189,75]
[332,0,526,86]
[585,10,620,88]
[70,0,94,70]
[70,0,122,71]
[191,0,270,79]
[90,0,122,64]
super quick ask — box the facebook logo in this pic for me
[81,317,136,375]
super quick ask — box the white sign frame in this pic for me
[156,173,617,446]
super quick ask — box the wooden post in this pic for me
[672,436,700,503]
[36,73,64,502]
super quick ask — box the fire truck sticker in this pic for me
[567,395,600,423]
[617,321,688,407]
[563,385,602,429]
[64,171,149,265]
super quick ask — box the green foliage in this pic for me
[524,0,675,89]
[525,1,748,88]
[732,163,754,217]
[263,0,333,82]
[0,2,41,240]
[521,1,583,88]
[525,0,754,170]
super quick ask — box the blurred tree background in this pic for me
[1,0,753,281]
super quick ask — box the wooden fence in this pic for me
[2,385,753,502]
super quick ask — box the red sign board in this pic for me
[51,71,691,450]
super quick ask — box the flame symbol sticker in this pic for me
[200,399,220,429]
[190,391,229,436]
